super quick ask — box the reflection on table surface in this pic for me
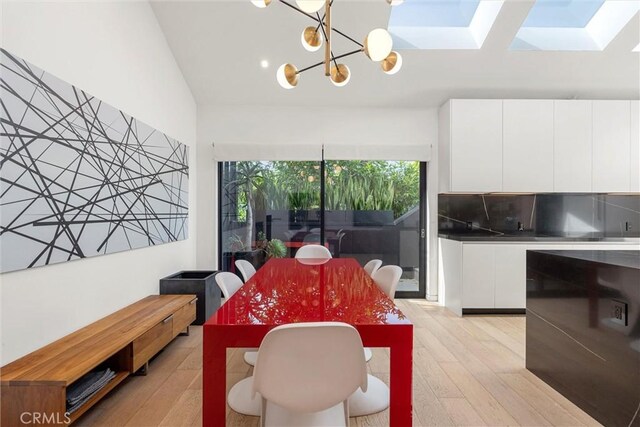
[209,258,410,326]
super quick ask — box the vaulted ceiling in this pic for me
[151,0,640,108]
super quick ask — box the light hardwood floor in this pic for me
[75,300,601,426]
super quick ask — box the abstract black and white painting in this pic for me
[0,49,189,273]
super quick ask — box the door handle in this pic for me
[162,315,173,324]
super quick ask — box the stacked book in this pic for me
[66,368,117,414]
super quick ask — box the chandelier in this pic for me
[251,0,404,89]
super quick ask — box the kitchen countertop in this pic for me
[438,232,640,243]
[528,249,640,270]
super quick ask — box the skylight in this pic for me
[511,0,640,51]
[389,0,481,28]
[389,0,504,49]
[522,0,605,28]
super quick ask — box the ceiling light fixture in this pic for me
[253,0,404,89]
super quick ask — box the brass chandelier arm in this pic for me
[278,0,364,48]
[296,48,363,74]
[315,0,334,33]
[324,1,330,76]
[316,11,339,72]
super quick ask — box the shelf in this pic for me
[68,371,129,423]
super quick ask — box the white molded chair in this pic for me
[363,259,383,277]
[228,324,390,420]
[361,259,383,363]
[215,272,244,300]
[372,265,403,300]
[350,265,398,416]
[255,322,367,426]
[295,244,332,260]
[235,259,257,283]
[215,272,259,366]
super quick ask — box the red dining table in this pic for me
[202,257,413,426]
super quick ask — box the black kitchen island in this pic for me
[526,250,640,427]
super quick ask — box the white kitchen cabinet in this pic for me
[630,100,639,192]
[503,100,554,192]
[592,101,631,192]
[439,100,503,192]
[440,237,463,316]
[494,245,527,309]
[440,239,640,316]
[439,99,636,194]
[553,100,592,192]
[462,244,495,308]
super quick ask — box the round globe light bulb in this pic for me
[251,0,271,8]
[381,51,403,75]
[330,64,351,87]
[301,26,323,52]
[276,63,299,89]
[364,28,393,62]
[295,0,325,14]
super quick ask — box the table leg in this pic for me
[389,326,413,426]
[203,326,226,427]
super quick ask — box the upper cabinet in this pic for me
[553,100,592,192]
[439,100,503,193]
[592,101,631,193]
[439,99,637,193]
[503,100,554,192]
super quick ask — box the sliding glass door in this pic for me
[219,160,426,298]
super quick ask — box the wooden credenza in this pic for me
[1,295,196,426]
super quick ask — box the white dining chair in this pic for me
[215,272,244,300]
[363,259,383,277]
[350,263,397,416]
[295,244,332,260]
[235,259,257,283]
[361,259,383,363]
[215,272,259,366]
[372,265,403,300]
[228,322,368,425]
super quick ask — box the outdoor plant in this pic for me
[265,239,287,259]
[226,234,245,252]
[225,161,265,247]
[223,160,420,249]
[255,231,268,250]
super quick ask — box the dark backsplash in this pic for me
[439,193,640,237]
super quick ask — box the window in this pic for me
[388,0,504,49]
[218,160,427,297]
[511,0,640,51]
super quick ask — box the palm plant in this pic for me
[265,239,287,259]
[226,162,265,248]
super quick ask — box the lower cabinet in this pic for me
[461,245,494,308]
[494,244,527,309]
[461,243,527,311]
[440,239,640,316]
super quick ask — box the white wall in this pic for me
[196,105,440,299]
[0,1,197,364]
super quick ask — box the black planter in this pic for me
[160,271,219,325]
[353,210,394,226]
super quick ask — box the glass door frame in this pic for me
[393,161,426,299]
[217,161,427,299]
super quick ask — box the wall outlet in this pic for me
[611,300,628,326]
